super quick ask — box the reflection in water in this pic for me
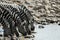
[0,23,60,40]
[21,23,60,40]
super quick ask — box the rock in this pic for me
[40,14,47,17]
[25,1,30,5]
[41,22,48,25]
[31,32,36,33]
[33,7,39,10]
[1,0,60,25]
[47,14,55,17]
[58,23,60,25]
[28,5,33,8]
[32,39,34,40]
[32,35,35,38]
[49,20,55,23]
[58,22,60,25]
[38,25,44,28]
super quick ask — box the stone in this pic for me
[25,1,30,5]
[38,25,44,28]
[41,22,48,25]
[49,20,55,23]
[58,23,60,25]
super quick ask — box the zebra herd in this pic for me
[0,2,35,40]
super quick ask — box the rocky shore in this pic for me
[0,0,60,24]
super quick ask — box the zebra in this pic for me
[0,3,26,35]
[0,3,35,40]
[1,4,32,35]
[0,9,11,37]
[18,5,35,31]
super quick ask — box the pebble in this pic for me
[38,25,44,28]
